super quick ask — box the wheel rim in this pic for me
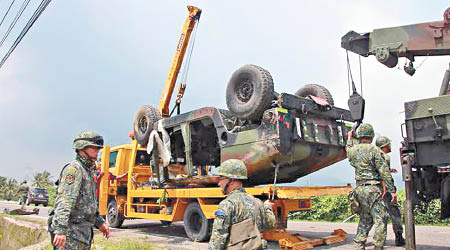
[236,79,254,102]
[108,204,118,224]
[189,211,203,234]
[138,117,148,133]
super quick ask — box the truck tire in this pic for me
[441,176,450,219]
[133,105,162,146]
[183,202,213,242]
[107,200,125,228]
[295,84,334,106]
[226,64,274,120]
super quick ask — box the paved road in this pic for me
[1,201,448,250]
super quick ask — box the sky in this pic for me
[0,0,449,188]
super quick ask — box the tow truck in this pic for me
[98,5,366,250]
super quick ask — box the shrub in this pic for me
[290,189,450,226]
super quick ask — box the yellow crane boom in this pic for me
[158,5,201,117]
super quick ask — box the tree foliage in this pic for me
[0,177,19,201]
[33,171,53,188]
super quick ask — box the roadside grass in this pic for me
[0,214,47,250]
[39,238,167,250]
[0,213,47,226]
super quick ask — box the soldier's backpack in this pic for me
[227,197,263,250]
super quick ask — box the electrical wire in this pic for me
[0,0,52,69]
[0,0,31,49]
[0,0,16,29]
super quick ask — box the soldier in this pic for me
[346,124,397,250]
[48,131,110,250]
[375,136,405,246]
[208,159,276,250]
[18,180,29,210]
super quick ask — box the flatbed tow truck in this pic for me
[97,5,365,250]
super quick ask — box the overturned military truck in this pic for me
[98,64,360,249]
[132,64,358,186]
[97,5,362,248]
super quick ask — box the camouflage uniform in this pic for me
[376,136,404,246]
[18,181,29,210]
[208,159,276,250]
[346,124,396,250]
[49,131,105,250]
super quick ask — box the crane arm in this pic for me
[158,5,201,117]
[342,7,450,68]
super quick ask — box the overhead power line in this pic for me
[0,0,32,49]
[0,0,52,69]
[0,0,17,29]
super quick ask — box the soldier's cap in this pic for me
[217,159,248,180]
[356,123,375,138]
[375,135,391,148]
[73,131,104,150]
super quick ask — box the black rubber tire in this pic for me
[133,105,162,146]
[441,176,450,219]
[226,64,274,120]
[295,84,334,106]
[107,200,125,228]
[43,203,48,207]
[160,220,172,226]
[183,202,213,242]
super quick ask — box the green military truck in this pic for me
[342,6,450,250]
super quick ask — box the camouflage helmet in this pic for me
[217,159,248,180]
[376,136,391,148]
[73,131,104,150]
[356,123,375,138]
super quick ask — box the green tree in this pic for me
[0,176,6,188]
[33,171,53,188]
[3,178,19,201]
[0,176,6,199]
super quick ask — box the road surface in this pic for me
[1,201,448,250]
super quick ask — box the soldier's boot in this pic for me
[351,241,365,250]
[395,232,406,246]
